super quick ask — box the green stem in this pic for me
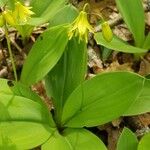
[4,25,18,81]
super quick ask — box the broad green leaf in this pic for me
[138,132,150,150]
[45,37,87,118]
[116,0,145,47]
[62,72,145,127]
[30,0,67,17]
[0,78,51,112]
[94,33,147,53]
[0,0,15,8]
[49,5,78,27]
[143,32,150,49]
[124,79,150,115]
[10,81,47,106]
[0,94,54,126]
[41,131,71,150]
[117,127,138,150]
[21,25,69,86]
[42,128,107,150]
[28,0,67,26]
[0,122,53,149]
[0,93,55,149]
[0,78,12,95]
[29,0,53,17]
[102,47,112,61]
[0,135,17,150]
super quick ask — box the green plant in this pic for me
[0,0,78,40]
[1,1,150,150]
[94,0,150,54]
[117,127,150,150]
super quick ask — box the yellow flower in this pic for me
[101,21,113,42]
[2,2,34,26]
[68,11,94,43]
[2,11,15,26]
[13,2,34,24]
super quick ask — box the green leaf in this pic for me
[0,93,55,149]
[30,0,67,17]
[138,132,150,150]
[45,37,87,116]
[49,5,78,27]
[62,72,145,127]
[0,79,51,113]
[0,78,12,95]
[0,122,53,149]
[41,131,71,150]
[143,32,150,49]
[42,128,107,150]
[28,0,68,26]
[124,79,150,115]
[10,81,47,106]
[21,25,69,86]
[94,33,147,53]
[101,47,112,61]
[117,127,138,150]
[0,0,15,8]
[0,135,17,150]
[116,0,145,47]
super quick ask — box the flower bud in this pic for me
[101,21,113,42]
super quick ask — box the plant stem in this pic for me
[4,25,18,81]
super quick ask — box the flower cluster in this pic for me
[0,2,34,27]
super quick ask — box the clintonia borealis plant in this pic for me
[0,1,150,150]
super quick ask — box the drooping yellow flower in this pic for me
[68,11,94,43]
[13,2,34,24]
[2,2,34,26]
[101,21,113,42]
[2,11,15,26]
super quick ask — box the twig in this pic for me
[95,3,149,32]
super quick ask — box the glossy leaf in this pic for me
[30,0,67,17]
[116,0,145,47]
[94,33,147,53]
[0,78,12,95]
[45,37,87,114]
[124,79,150,115]
[21,25,69,86]
[0,0,15,8]
[42,128,107,150]
[138,132,150,150]
[117,127,138,150]
[62,72,145,127]
[0,122,53,149]
[143,32,150,49]
[0,93,55,149]
[0,78,51,112]
[49,5,78,27]
[28,0,67,26]
[10,81,47,106]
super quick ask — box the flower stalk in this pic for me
[4,23,18,81]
